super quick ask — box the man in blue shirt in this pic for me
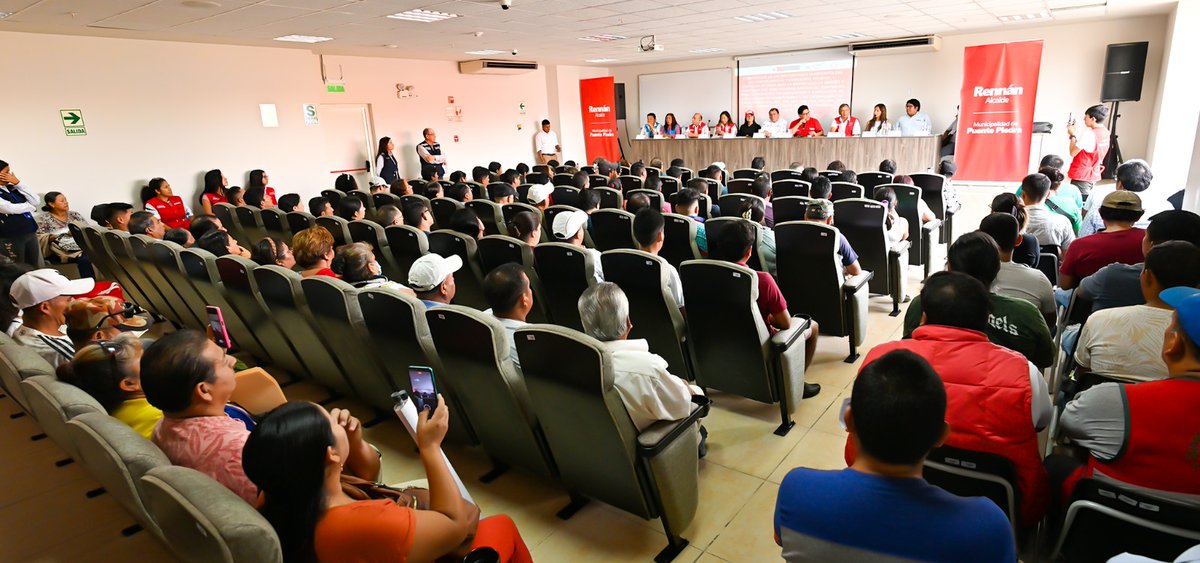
[896,98,933,136]
[774,349,1015,562]
[802,199,862,276]
[408,253,460,308]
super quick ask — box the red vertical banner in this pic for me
[580,77,620,163]
[956,41,1044,182]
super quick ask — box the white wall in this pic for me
[0,30,606,215]
[1147,1,1200,194]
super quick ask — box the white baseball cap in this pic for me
[10,269,95,309]
[369,175,387,187]
[408,254,462,292]
[527,182,553,205]
[552,210,589,240]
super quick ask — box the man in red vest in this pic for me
[1067,104,1110,200]
[1057,285,1200,499]
[845,271,1051,527]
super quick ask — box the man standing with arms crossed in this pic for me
[416,128,447,181]
[1067,105,1110,200]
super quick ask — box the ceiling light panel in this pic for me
[578,34,627,42]
[998,12,1050,22]
[689,47,725,53]
[387,9,459,23]
[273,34,333,43]
[734,11,790,23]
[586,58,617,63]
[823,33,866,40]
[466,49,508,55]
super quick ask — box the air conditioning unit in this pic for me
[458,59,539,75]
[848,35,941,56]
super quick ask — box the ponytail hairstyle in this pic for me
[252,236,287,267]
[242,401,335,563]
[248,169,267,191]
[41,191,63,213]
[202,169,225,196]
[990,192,1029,231]
[140,178,167,205]
[57,335,144,413]
[873,186,898,229]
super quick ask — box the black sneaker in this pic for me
[802,383,821,399]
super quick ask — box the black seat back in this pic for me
[372,192,401,211]
[856,172,893,192]
[771,170,804,182]
[704,218,762,270]
[526,171,549,185]
[301,277,395,411]
[891,184,927,266]
[315,216,351,248]
[924,445,1020,530]
[1054,478,1200,562]
[727,178,753,194]
[501,202,541,230]
[285,212,316,238]
[588,174,609,188]
[532,242,595,330]
[383,225,429,283]
[259,208,288,240]
[659,176,681,197]
[680,260,773,401]
[617,176,643,192]
[589,209,636,251]
[830,182,864,201]
[775,222,848,336]
[834,199,891,296]
[465,200,505,236]
[541,205,577,241]
[772,180,810,199]
[600,250,689,378]
[550,186,581,209]
[552,173,574,186]
[771,196,812,225]
[733,168,759,180]
[911,173,949,220]
[592,187,623,210]
[215,256,308,378]
[426,230,487,309]
[659,214,700,269]
[429,198,463,231]
[625,189,663,211]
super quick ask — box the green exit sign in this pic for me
[326,84,345,93]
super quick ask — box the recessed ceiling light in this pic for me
[734,11,789,23]
[823,33,866,40]
[387,9,458,23]
[466,49,508,55]
[586,58,617,63]
[689,48,725,54]
[0,11,12,19]
[383,44,398,48]
[181,0,221,8]
[273,34,333,43]
[998,12,1050,22]
[578,34,627,42]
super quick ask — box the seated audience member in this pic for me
[195,229,251,259]
[331,242,412,294]
[251,236,296,269]
[1075,241,1200,382]
[0,259,31,334]
[449,207,484,240]
[419,182,443,200]
[501,169,521,187]
[936,159,961,212]
[1055,286,1200,501]
[571,170,589,191]
[803,200,862,276]
[10,269,94,368]
[750,156,766,170]
[879,159,897,175]
[749,174,775,228]
[579,188,602,215]
[507,211,540,248]
[1038,167,1082,232]
[163,228,193,247]
[672,188,709,255]
[225,186,245,207]
[526,183,552,212]
[308,196,333,217]
[484,263,532,369]
[839,169,858,186]
[335,195,366,222]
[990,193,1039,268]
[827,160,847,172]
[669,158,685,170]
[873,186,909,243]
[408,253,459,309]
[979,213,1055,328]
[448,170,467,184]
[401,199,434,232]
[128,210,165,240]
[292,227,337,278]
[703,164,727,195]
[488,183,517,205]
[189,213,224,240]
[1079,159,1163,237]
[903,232,1055,368]
[891,175,939,223]
[632,208,684,307]
[104,202,134,231]
[244,187,269,209]
[685,178,721,217]
[367,175,388,194]
[243,400,531,563]
[1058,191,1145,289]
[277,193,301,213]
[1079,210,1200,311]
[731,198,778,276]
[445,183,473,203]
[665,166,683,181]
[578,282,703,430]
[489,161,503,175]
[62,296,133,351]
[552,210,603,282]
[625,193,652,215]
[376,204,402,227]
[389,178,412,197]
[711,221,821,391]
[471,165,491,187]
[776,349,1015,562]
[629,161,647,184]
[1037,154,1083,208]
[849,272,1050,526]
[1020,172,1075,252]
[809,176,833,200]
[333,173,357,193]
[60,335,160,439]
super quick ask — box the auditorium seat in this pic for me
[465,199,506,236]
[704,217,762,271]
[833,199,908,315]
[66,412,170,539]
[550,186,582,210]
[552,173,574,186]
[372,192,401,212]
[180,248,272,363]
[1052,478,1200,562]
[104,230,172,321]
[301,276,396,414]
[891,184,940,279]
[830,182,864,201]
[425,306,558,481]
[513,324,706,562]
[717,193,766,216]
[771,170,804,182]
[592,187,623,210]
[659,176,681,197]
[772,196,813,224]
[856,171,893,192]
[501,202,541,228]
[129,235,194,327]
[464,181,485,201]
[315,215,352,247]
[20,375,103,463]
[398,193,429,212]
[680,259,811,435]
[427,230,488,309]
[526,171,550,185]
[678,167,694,183]
[541,205,577,241]
[348,219,403,281]
[625,189,663,211]
[589,209,637,251]
[475,235,549,323]
[732,168,759,180]
[320,189,343,207]
[910,172,956,243]
[774,222,872,363]
[771,179,810,199]
[726,178,753,194]
[600,249,690,379]
[233,206,266,247]
[383,224,429,284]
[215,255,310,380]
[80,224,121,285]
[140,465,283,563]
[429,197,463,231]
[147,239,210,329]
[817,170,842,180]
[923,445,1020,531]
[588,174,609,188]
[0,333,55,416]
[532,242,596,331]
[659,213,701,269]
[258,207,288,241]
[618,175,643,191]
[212,203,240,243]
[285,211,316,238]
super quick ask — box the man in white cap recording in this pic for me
[407,254,461,309]
[10,269,95,368]
[552,209,603,283]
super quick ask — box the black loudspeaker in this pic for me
[1101,42,1148,102]
[614,82,627,120]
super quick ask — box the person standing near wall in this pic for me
[375,137,399,184]
[534,120,561,165]
[1067,104,1111,201]
[0,160,43,267]
[417,128,447,181]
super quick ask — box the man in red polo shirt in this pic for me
[1058,191,1145,289]
[789,105,823,138]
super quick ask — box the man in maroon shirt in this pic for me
[1059,191,1145,289]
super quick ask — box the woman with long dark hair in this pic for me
[661,113,681,137]
[200,169,227,215]
[866,103,890,134]
[247,169,278,207]
[714,111,737,137]
[243,400,532,563]
[140,177,192,230]
[375,137,399,184]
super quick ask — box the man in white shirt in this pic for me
[1019,172,1075,252]
[534,119,561,165]
[1075,241,1200,382]
[761,107,788,138]
[552,210,603,283]
[980,213,1056,329]
[578,282,703,431]
[10,269,95,368]
[631,208,684,309]
[483,263,533,371]
[896,98,932,137]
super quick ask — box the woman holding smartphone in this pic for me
[243,400,533,563]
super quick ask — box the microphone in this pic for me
[92,304,144,329]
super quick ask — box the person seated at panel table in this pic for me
[662,113,682,137]
[686,113,708,138]
[738,111,762,137]
[829,103,861,137]
[865,103,891,135]
[897,98,933,136]
[761,108,788,138]
[789,105,823,138]
[714,111,737,137]
[640,112,661,138]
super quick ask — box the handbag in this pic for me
[340,474,428,510]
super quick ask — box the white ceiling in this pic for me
[0,0,1176,66]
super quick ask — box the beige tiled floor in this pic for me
[0,186,1006,562]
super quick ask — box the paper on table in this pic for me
[391,391,476,505]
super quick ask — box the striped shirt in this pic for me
[12,324,75,368]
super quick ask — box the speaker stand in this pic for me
[1101,101,1123,180]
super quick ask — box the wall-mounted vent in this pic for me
[458,59,539,75]
[848,35,941,56]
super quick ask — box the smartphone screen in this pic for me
[408,366,438,413]
[206,306,231,349]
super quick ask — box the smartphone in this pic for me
[408,365,439,414]
[206,306,232,349]
[1068,112,1075,126]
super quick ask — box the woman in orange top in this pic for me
[243,400,532,563]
